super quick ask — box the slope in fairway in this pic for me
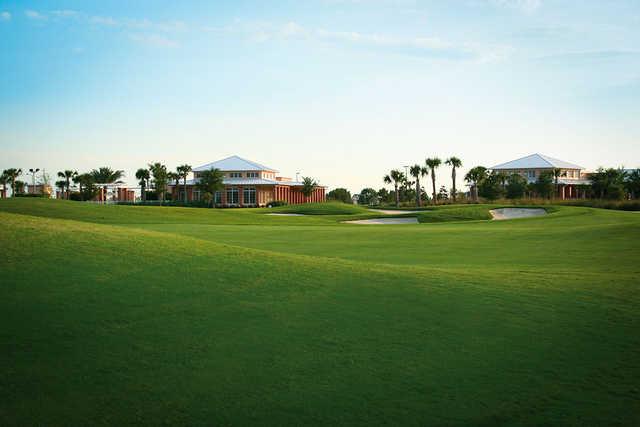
[1,199,639,426]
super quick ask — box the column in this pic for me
[238,186,244,206]
[221,187,227,206]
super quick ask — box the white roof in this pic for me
[491,154,584,170]
[178,178,313,187]
[193,155,278,172]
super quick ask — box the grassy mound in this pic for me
[1,200,639,425]
[271,201,369,215]
[416,206,493,223]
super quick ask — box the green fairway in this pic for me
[1,199,639,425]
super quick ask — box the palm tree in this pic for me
[445,157,462,203]
[301,177,318,201]
[425,157,441,205]
[73,173,94,201]
[135,168,150,202]
[464,166,487,202]
[552,168,565,199]
[176,164,192,203]
[57,170,77,199]
[90,167,125,201]
[196,168,224,207]
[409,164,427,207]
[168,171,181,201]
[148,163,168,203]
[55,179,67,198]
[383,169,405,207]
[2,168,22,197]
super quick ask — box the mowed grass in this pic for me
[1,199,639,426]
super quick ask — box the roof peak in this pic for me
[193,155,278,172]
[491,153,584,170]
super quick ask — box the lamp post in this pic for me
[28,168,40,193]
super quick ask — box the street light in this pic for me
[28,168,40,189]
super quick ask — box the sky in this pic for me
[1,0,639,193]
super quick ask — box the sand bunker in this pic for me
[265,213,306,216]
[344,217,419,225]
[490,208,547,220]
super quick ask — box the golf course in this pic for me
[1,198,639,425]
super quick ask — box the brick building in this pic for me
[170,155,326,206]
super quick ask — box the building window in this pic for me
[229,172,242,178]
[243,187,256,205]
[527,170,536,179]
[247,172,258,178]
[227,187,239,204]
[214,191,221,204]
[193,190,201,201]
[179,191,186,201]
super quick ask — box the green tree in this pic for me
[590,168,626,200]
[326,188,352,204]
[196,168,224,207]
[464,166,487,202]
[506,173,527,199]
[552,168,565,199]
[73,173,96,201]
[534,171,554,199]
[167,171,181,201]
[0,171,8,198]
[358,188,378,205]
[445,157,462,203]
[409,164,427,207]
[425,157,441,205]
[176,164,192,203]
[437,185,449,201]
[3,168,22,197]
[478,172,504,201]
[57,170,77,199]
[301,177,318,200]
[135,168,150,202]
[625,169,640,199]
[91,167,124,201]
[383,169,405,207]
[148,163,169,203]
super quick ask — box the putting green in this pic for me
[1,199,639,426]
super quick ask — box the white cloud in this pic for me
[129,33,179,48]
[224,20,510,62]
[0,11,10,21]
[490,0,541,13]
[25,10,47,20]
[51,10,78,18]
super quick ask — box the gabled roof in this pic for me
[193,155,278,172]
[491,153,584,170]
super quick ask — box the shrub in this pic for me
[267,200,288,208]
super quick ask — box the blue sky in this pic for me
[1,0,639,192]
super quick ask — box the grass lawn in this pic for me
[1,198,639,425]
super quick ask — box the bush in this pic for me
[13,193,47,198]
[267,200,288,208]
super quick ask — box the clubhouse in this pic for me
[170,155,326,207]
[491,153,591,199]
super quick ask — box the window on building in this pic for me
[227,187,239,204]
[243,187,256,205]
[214,191,222,204]
[229,172,242,178]
[527,170,536,179]
[247,172,259,178]
[193,190,201,201]
[179,191,186,201]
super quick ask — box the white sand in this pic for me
[368,209,420,215]
[490,208,547,220]
[343,217,419,225]
[264,213,306,216]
